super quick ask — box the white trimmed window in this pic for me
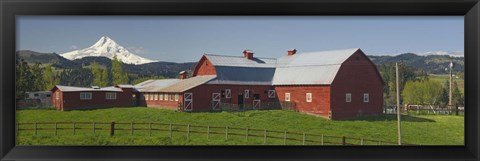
[160,93,164,100]
[225,89,231,98]
[175,94,179,101]
[170,94,174,101]
[154,93,158,100]
[346,93,352,103]
[164,93,168,101]
[285,93,291,102]
[306,93,312,102]
[56,92,59,100]
[150,94,154,100]
[80,92,92,100]
[364,93,369,103]
[244,89,250,98]
[106,92,117,100]
[268,90,276,98]
[145,94,149,100]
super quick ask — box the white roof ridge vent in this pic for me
[91,86,101,89]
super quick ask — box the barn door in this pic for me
[184,93,193,111]
[253,100,261,109]
[212,93,221,111]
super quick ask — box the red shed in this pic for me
[50,85,134,111]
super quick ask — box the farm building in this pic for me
[49,48,383,119]
[50,85,135,111]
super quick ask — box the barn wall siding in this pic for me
[275,85,331,118]
[193,56,216,76]
[137,92,182,111]
[186,84,275,112]
[330,51,384,120]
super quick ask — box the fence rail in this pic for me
[17,121,414,146]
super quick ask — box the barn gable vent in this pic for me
[243,50,254,60]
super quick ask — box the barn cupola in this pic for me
[287,48,297,56]
[179,70,188,80]
[243,50,254,60]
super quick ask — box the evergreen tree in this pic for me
[91,61,109,86]
[59,68,94,87]
[30,62,45,91]
[452,81,463,106]
[43,64,59,90]
[15,59,33,98]
[111,55,129,85]
[101,67,110,86]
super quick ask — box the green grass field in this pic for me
[428,74,464,94]
[16,107,464,146]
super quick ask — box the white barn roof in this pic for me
[205,54,277,68]
[54,85,123,92]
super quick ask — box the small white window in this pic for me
[364,93,369,103]
[154,93,158,100]
[244,89,250,98]
[164,93,168,101]
[225,89,231,98]
[175,94,179,101]
[106,92,117,100]
[150,94,154,100]
[268,90,276,98]
[306,93,312,102]
[285,93,291,102]
[56,92,59,100]
[346,93,352,103]
[145,94,149,100]
[170,94,174,101]
[80,92,92,100]
[160,93,164,100]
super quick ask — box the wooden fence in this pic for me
[16,121,414,146]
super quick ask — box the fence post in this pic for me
[246,127,249,142]
[284,130,287,145]
[342,136,346,145]
[263,129,267,145]
[149,122,152,137]
[55,122,58,136]
[321,134,324,145]
[110,122,115,137]
[302,133,306,145]
[34,122,37,135]
[361,138,364,145]
[131,122,134,135]
[187,124,190,140]
[207,126,210,140]
[225,126,228,140]
[93,122,95,134]
[73,122,76,135]
[169,123,173,138]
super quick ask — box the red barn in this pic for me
[51,85,135,111]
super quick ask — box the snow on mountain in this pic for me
[417,51,464,57]
[61,36,157,65]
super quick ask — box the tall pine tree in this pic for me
[111,55,129,85]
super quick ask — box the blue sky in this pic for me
[17,16,463,62]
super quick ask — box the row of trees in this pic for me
[15,56,131,98]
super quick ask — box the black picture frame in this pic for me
[1,0,479,160]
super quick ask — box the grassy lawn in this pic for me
[428,74,464,94]
[16,107,464,146]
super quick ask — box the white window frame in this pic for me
[346,93,352,103]
[306,93,312,102]
[56,92,59,100]
[175,94,179,101]
[80,92,92,100]
[268,90,276,98]
[154,93,158,100]
[164,93,168,101]
[170,94,174,101]
[364,93,369,103]
[105,92,117,100]
[145,94,149,100]
[160,93,164,100]
[244,89,250,98]
[150,94,154,100]
[285,93,291,102]
[225,89,231,99]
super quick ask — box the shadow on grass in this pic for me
[343,114,436,122]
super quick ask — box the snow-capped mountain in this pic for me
[61,36,157,65]
[417,51,464,58]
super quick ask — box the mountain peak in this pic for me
[61,36,157,65]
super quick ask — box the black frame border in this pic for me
[1,0,479,160]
